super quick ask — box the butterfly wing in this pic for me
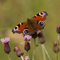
[31,11,48,21]
[12,11,47,34]
[23,19,45,35]
[12,22,26,33]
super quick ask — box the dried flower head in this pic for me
[0,37,11,54]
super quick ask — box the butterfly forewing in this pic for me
[12,22,26,33]
[32,11,48,21]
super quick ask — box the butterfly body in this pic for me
[12,11,48,35]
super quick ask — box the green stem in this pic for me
[36,42,39,47]
[27,51,30,60]
[32,39,36,60]
[36,38,40,46]
[41,44,46,60]
[57,34,59,60]
[42,44,51,60]
[7,54,11,60]
[21,56,24,60]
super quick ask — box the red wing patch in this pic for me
[12,22,26,33]
[32,11,48,21]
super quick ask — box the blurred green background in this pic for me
[0,0,60,60]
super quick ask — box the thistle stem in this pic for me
[36,38,40,46]
[32,39,36,60]
[57,34,59,41]
[7,54,11,60]
[41,44,46,60]
[42,44,51,60]
[21,56,24,60]
[57,34,60,60]
[27,51,30,60]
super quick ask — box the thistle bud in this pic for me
[53,41,59,53]
[1,37,11,54]
[32,32,37,39]
[56,25,60,34]
[37,32,43,38]
[38,36,45,44]
[14,46,24,57]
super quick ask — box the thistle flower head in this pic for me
[1,37,10,43]
[24,39,30,51]
[0,37,11,54]
[24,35,32,41]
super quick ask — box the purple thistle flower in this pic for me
[24,39,30,51]
[0,37,11,54]
[1,37,10,43]
[24,35,31,51]
[24,35,32,41]
[25,56,29,60]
